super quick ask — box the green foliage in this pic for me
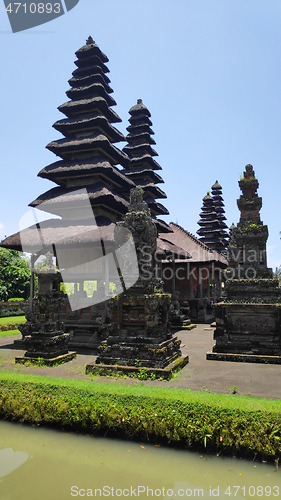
[0,373,281,460]
[0,249,31,301]
[274,266,281,284]
[7,297,25,302]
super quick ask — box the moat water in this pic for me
[0,420,280,500]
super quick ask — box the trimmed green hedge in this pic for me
[0,371,280,461]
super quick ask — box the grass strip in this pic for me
[0,316,26,332]
[0,371,280,461]
[0,329,20,337]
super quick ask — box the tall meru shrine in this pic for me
[1,37,275,342]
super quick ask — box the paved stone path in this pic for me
[0,325,280,399]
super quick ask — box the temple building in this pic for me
[121,99,170,233]
[158,223,228,321]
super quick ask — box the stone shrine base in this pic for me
[86,354,189,380]
[206,349,281,364]
[15,352,76,366]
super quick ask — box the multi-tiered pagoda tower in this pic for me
[33,36,134,224]
[121,99,170,232]
[211,181,229,251]
[197,193,222,251]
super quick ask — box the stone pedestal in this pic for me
[16,270,75,365]
[207,279,281,363]
[96,289,181,369]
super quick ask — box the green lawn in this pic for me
[0,329,20,337]
[0,316,25,334]
[0,316,25,325]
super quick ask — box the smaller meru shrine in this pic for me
[207,164,281,363]
[1,37,281,370]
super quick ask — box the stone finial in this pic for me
[128,187,150,214]
[244,164,255,178]
[86,36,95,45]
[137,99,143,104]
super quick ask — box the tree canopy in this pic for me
[0,249,31,301]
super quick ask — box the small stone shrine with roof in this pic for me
[207,165,281,363]
[16,255,75,365]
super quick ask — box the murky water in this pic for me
[0,420,280,500]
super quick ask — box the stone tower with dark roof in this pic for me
[227,164,272,278]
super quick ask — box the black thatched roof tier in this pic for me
[134,182,167,199]
[74,55,110,71]
[126,131,156,145]
[129,100,151,117]
[123,142,158,157]
[144,200,169,216]
[38,156,135,189]
[46,132,128,165]
[71,63,110,78]
[75,36,109,62]
[66,83,116,104]
[121,166,164,184]
[126,123,155,136]
[125,155,162,171]
[71,64,110,81]
[30,182,129,218]
[211,180,222,190]
[74,59,109,76]
[69,69,112,90]
[53,114,125,143]
[129,113,153,126]
[58,96,121,121]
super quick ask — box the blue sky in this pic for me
[1,0,281,268]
